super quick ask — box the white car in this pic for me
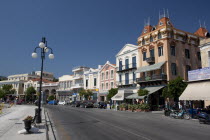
[58,101,66,105]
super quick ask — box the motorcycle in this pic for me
[197,112,210,124]
[170,109,190,120]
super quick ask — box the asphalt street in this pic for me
[46,105,210,140]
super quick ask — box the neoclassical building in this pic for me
[135,16,204,110]
[98,61,116,101]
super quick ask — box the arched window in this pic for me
[150,36,153,42]
[158,32,162,39]
[142,39,145,45]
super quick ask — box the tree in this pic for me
[53,77,59,82]
[107,88,118,101]
[0,88,5,98]
[2,84,16,95]
[48,95,55,101]
[25,87,36,101]
[79,89,93,100]
[162,76,187,101]
[138,89,149,96]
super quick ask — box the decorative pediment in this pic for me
[157,41,164,46]
[149,45,154,50]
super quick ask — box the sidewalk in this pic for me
[0,105,52,140]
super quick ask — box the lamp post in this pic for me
[32,37,54,123]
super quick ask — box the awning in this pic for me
[126,94,145,99]
[179,81,210,100]
[126,86,164,99]
[111,90,133,101]
[136,61,166,73]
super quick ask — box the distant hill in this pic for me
[0,76,7,81]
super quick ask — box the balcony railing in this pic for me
[117,63,137,72]
[73,75,83,79]
[116,79,136,86]
[146,57,155,64]
[71,83,84,89]
[136,74,167,83]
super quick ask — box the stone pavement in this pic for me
[0,105,53,140]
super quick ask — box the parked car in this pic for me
[48,100,57,105]
[75,101,81,107]
[80,101,94,108]
[93,102,99,108]
[58,101,66,105]
[98,102,107,109]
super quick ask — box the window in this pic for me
[143,52,147,61]
[119,74,122,82]
[197,52,201,61]
[158,32,162,39]
[110,70,114,79]
[119,61,122,71]
[106,83,108,89]
[125,73,129,85]
[133,72,136,81]
[159,21,163,26]
[170,46,176,56]
[106,71,109,79]
[158,46,163,56]
[94,78,97,86]
[170,31,174,39]
[101,83,104,90]
[150,36,153,42]
[125,59,129,69]
[185,49,190,59]
[150,49,154,57]
[101,73,104,80]
[171,63,177,75]
[111,82,114,88]
[142,39,145,45]
[132,56,136,68]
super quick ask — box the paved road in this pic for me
[46,105,210,140]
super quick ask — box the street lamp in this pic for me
[32,37,54,123]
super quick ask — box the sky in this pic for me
[0,0,210,78]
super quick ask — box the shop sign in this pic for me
[188,67,210,81]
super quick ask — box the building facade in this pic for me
[99,61,116,101]
[84,65,102,101]
[135,16,203,110]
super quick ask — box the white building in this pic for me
[112,44,140,101]
[84,65,102,101]
[57,75,74,102]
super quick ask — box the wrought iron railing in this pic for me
[136,74,167,82]
[117,63,137,72]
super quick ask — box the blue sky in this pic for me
[0,0,210,78]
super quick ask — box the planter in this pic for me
[144,109,150,112]
[23,120,32,133]
[122,108,126,111]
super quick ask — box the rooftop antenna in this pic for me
[204,21,207,28]
[167,9,169,18]
[199,20,202,27]
[148,17,150,26]
[163,8,166,17]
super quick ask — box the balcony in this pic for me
[136,74,167,83]
[117,63,137,72]
[72,66,89,72]
[146,57,155,64]
[71,83,84,89]
[116,79,136,86]
[73,75,83,80]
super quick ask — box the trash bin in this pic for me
[35,108,42,123]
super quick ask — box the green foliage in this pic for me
[140,103,150,110]
[79,89,93,100]
[0,84,16,98]
[138,89,149,96]
[53,78,59,82]
[48,95,55,101]
[107,88,118,101]
[162,76,187,99]
[25,87,36,101]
